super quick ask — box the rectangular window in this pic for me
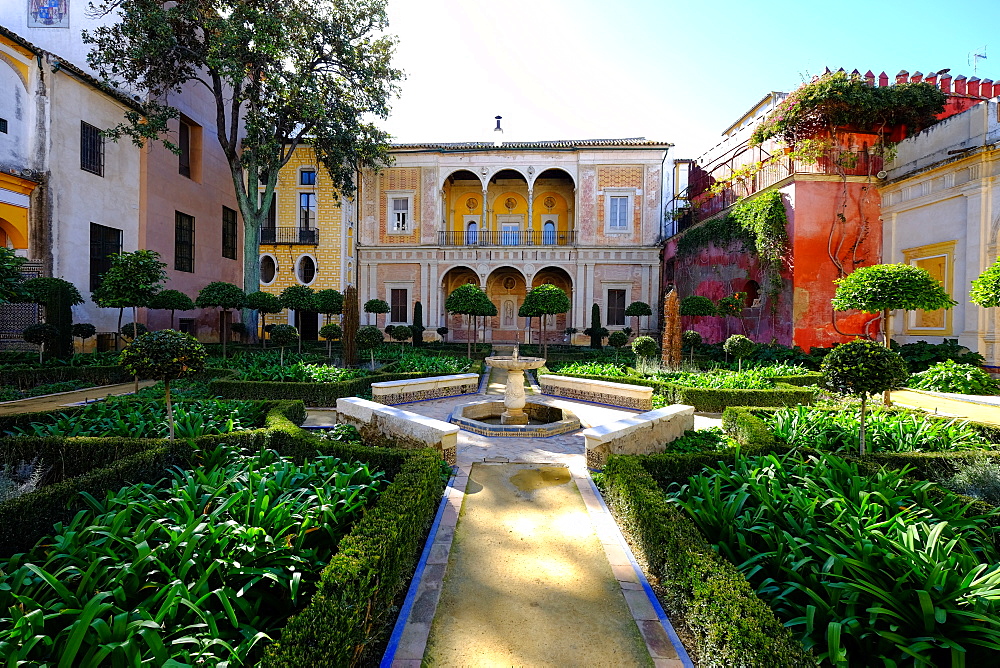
[89,223,122,291]
[607,289,626,326]
[299,192,316,228]
[300,170,316,185]
[390,288,407,323]
[175,211,195,272]
[178,120,191,177]
[178,318,195,335]
[392,197,409,232]
[80,121,104,176]
[0,118,7,134]
[222,206,237,260]
[609,196,629,230]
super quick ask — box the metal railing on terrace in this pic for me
[260,227,319,245]
[438,230,577,247]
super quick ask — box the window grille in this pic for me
[80,121,104,176]
[222,207,237,259]
[175,211,195,272]
[89,223,122,291]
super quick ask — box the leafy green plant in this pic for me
[21,323,59,364]
[0,444,385,666]
[608,330,628,361]
[631,335,658,360]
[395,351,471,375]
[679,295,716,317]
[624,301,652,336]
[198,281,247,358]
[552,361,630,377]
[663,426,734,453]
[357,324,385,369]
[92,250,167,350]
[943,457,1000,506]
[391,324,412,348]
[23,277,85,359]
[519,284,571,357]
[0,247,27,304]
[120,322,148,341]
[444,284,492,358]
[586,303,604,349]
[767,404,991,453]
[971,256,1000,308]
[411,300,424,347]
[681,330,701,361]
[246,291,283,348]
[821,338,909,454]
[909,359,998,395]
[893,338,986,373]
[149,289,196,330]
[71,322,97,351]
[0,457,47,503]
[715,292,746,318]
[269,324,300,366]
[671,452,1000,666]
[364,298,390,329]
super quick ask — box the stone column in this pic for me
[527,188,534,240]
[481,189,489,232]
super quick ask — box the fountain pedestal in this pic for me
[501,368,529,425]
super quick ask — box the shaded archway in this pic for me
[442,170,485,245]
[487,266,527,343]
[441,265,480,342]
[531,267,574,346]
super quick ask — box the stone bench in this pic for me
[582,404,695,469]
[336,397,459,464]
[538,374,653,411]
[371,373,479,405]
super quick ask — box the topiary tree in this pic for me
[121,322,148,341]
[364,298,390,329]
[625,301,652,337]
[632,335,658,360]
[832,264,956,348]
[196,281,247,359]
[119,329,207,440]
[356,324,384,369]
[445,283,489,359]
[342,285,359,367]
[411,301,425,347]
[319,323,342,358]
[92,250,167,350]
[519,284,571,358]
[821,339,909,455]
[586,304,603,350]
[384,325,395,337]
[230,321,248,343]
[148,289,195,330]
[608,330,628,362]
[682,329,702,362]
[71,323,97,352]
[679,295,717,318]
[436,326,448,341]
[22,323,59,364]
[971,257,1000,308]
[22,277,84,359]
[391,324,411,350]
[269,324,299,366]
[314,289,344,325]
[246,291,282,349]
[279,285,316,355]
[723,334,756,372]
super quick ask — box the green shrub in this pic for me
[209,370,448,406]
[679,295,716,317]
[395,351,471,374]
[908,359,998,395]
[722,334,755,371]
[671,452,1000,665]
[893,338,985,373]
[943,456,1000,506]
[602,455,814,666]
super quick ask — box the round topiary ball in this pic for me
[391,325,412,342]
[631,335,659,359]
[319,323,342,341]
[269,324,299,348]
[679,295,717,317]
[71,323,97,340]
[723,334,756,360]
[22,323,59,346]
[608,331,628,348]
[682,330,702,348]
[821,338,909,399]
[121,322,148,340]
[118,329,207,382]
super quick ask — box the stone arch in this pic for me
[531,266,574,336]
[440,168,484,190]
[441,265,481,341]
[487,266,528,342]
[531,167,577,190]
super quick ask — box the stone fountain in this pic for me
[450,344,580,437]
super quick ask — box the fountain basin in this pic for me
[485,356,546,371]
[450,400,581,438]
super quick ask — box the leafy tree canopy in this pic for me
[279,285,316,311]
[196,282,246,310]
[363,298,390,315]
[246,291,282,314]
[0,248,27,304]
[119,330,206,382]
[679,295,717,317]
[519,284,571,318]
[356,325,384,351]
[445,283,493,316]
[319,323,342,340]
[832,263,956,314]
[608,331,628,348]
[22,323,58,346]
[71,323,97,340]
[83,0,401,294]
[314,289,344,315]
[149,289,195,312]
[22,277,84,307]
[92,250,167,309]
[391,325,411,342]
[631,335,658,359]
[970,257,1000,308]
[624,301,652,317]
[269,324,299,348]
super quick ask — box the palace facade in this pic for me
[353,139,671,344]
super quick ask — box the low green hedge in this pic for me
[602,455,816,666]
[209,368,482,406]
[768,372,823,387]
[2,365,131,390]
[543,370,817,412]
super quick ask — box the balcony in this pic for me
[260,227,319,245]
[438,230,576,247]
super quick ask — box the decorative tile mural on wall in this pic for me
[28,0,69,28]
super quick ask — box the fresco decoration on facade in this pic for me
[28,0,70,27]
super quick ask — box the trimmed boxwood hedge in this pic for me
[543,369,817,412]
[0,399,445,665]
[602,455,816,666]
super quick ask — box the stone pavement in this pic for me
[0,380,157,415]
[890,389,1000,426]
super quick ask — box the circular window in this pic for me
[296,255,316,285]
[260,255,277,284]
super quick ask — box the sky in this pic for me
[382,0,999,161]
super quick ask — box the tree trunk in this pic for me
[117,308,123,351]
[882,309,892,406]
[165,379,174,441]
[297,316,303,355]
[170,308,175,330]
[541,316,548,359]
[222,309,228,359]
[467,315,472,359]
[280,346,285,366]
[260,312,267,349]
[859,394,867,456]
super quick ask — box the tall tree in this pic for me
[280,285,316,355]
[519,284,571,358]
[196,281,246,359]
[364,299,390,330]
[314,289,344,325]
[411,301,425,348]
[148,289,195,330]
[92,250,167,350]
[445,283,489,359]
[23,277,84,359]
[624,301,652,338]
[83,0,401,316]
[0,248,27,304]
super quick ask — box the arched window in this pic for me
[543,220,556,245]
[744,280,760,307]
[465,221,478,246]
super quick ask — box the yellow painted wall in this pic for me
[258,146,347,332]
